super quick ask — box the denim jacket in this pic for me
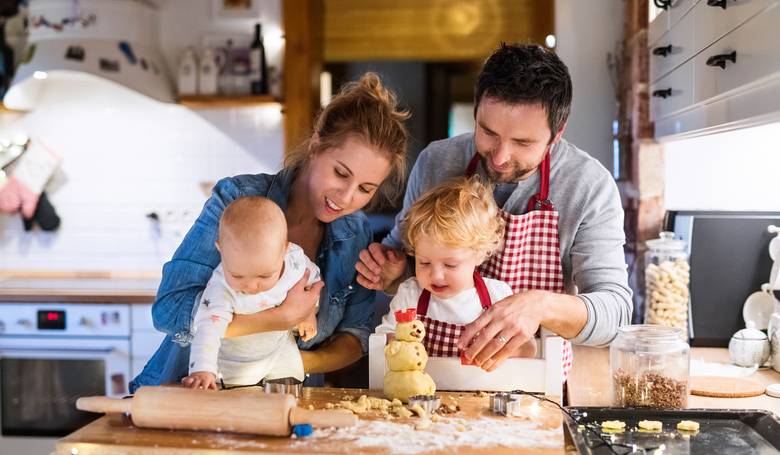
[130,168,375,392]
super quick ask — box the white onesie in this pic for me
[374,277,513,335]
[188,242,320,384]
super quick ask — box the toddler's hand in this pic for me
[298,313,318,342]
[181,371,218,390]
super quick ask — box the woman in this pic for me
[130,73,409,391]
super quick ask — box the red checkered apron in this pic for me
[466,152,573,381]
[416,270,492,357]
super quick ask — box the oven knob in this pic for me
[0,320,5,332]
[16,319,32,329]
[79,317,93,328]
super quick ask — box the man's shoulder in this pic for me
[418,133,474,165]
[552,139,615,188]
[413,133,475,184]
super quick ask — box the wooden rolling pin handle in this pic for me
[288,407,357,429]
[76,396,132,414]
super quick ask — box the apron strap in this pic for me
[472,270,492,309]
[417,271,492,316]
[526,152,554,212]
[465,153,481,177]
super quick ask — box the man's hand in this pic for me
[280,269,324,326]
[355,243,407,291]
[298,310,318,342]
[458,291,547,372]
[181,371,218,390]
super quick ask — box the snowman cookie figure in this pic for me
[384,308,436,402]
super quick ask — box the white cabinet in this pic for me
[650,0,780,140]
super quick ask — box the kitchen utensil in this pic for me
[742,283,777,330]
[565,407,780,454]
[262,377,303,398]
[728,321,770,367]
[408,395,440,415]
[76,386,356,437]
[490,392,524,416]
[689,376,765,398]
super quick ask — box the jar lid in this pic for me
[732,321,768,341]
[646,231,687,252]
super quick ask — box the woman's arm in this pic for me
[300,332,363,373]
[152,178,239,337]
[224,270,323,337]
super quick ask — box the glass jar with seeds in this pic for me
[610,324,690,409]
[644,231,691,340]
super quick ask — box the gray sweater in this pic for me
[383,133,632,347]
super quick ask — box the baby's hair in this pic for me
[219,196,287,245]
[401,176,504,258]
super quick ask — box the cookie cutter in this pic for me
[262,377,303,398]
[490,392,523,416]
[408,395,441,414]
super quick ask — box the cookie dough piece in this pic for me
[638,420,663,431]
[676,420,699,431]
[409,403,427,419]
[396,320,426,342]
[384,340,428,371]
[384,370,436,403]
[601,420,626,431]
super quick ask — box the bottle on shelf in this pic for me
[218,39,236,96]
[198,48,219,96]
[249,22,268,95]
[177,47,197,96]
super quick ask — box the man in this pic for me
[356,43,632,375]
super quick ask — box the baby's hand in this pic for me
[181,371,218,390]
[298,313,318,342]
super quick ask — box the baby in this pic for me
[182,196,319,390]
[375,176,536,360]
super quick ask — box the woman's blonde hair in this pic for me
[284,72,409,210]
[401,176,504,258]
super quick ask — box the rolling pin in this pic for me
[76,386,357,436]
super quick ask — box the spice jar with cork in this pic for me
[610,324,690,409]
[644,231,691,340]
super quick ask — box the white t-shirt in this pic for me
[188,242,319,382]
[374,276,513,335]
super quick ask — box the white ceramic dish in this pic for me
[743,284,778,331]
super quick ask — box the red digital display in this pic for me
[37,310,66,329]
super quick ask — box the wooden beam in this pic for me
[283,0,324,154]
[324,0,554,62]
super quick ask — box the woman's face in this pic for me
[303,136,391,223]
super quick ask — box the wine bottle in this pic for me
[249,23,268,95]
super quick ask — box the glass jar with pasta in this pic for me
[644,231,690,340]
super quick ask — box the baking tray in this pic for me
[564,407,780,454]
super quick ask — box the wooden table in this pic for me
[56,387,567,454]
[568,346,780,414]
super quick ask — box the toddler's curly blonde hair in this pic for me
[401,176,504,259]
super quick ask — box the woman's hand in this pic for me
[355,243,407,291]
[225,270,324,337]
[281,269,325,326]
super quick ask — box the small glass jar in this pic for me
[611,324,690,408]
[644,231,691,340]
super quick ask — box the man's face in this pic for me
[474,97,561,183]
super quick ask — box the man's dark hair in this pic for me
[475,43,573,142]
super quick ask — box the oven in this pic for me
[0,303,131,454]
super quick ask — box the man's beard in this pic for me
[479,151,541,183]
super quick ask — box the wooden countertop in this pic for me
[0,270,159,303]
[568,345,780,414]
[56,388,567,454]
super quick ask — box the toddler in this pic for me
[182,196,319,389]
[375,176,536,359]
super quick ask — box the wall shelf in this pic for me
[178,95,282,110]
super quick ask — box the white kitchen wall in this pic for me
[664,122,780,211]
[0,0,285,274]
[555,0,623,173]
